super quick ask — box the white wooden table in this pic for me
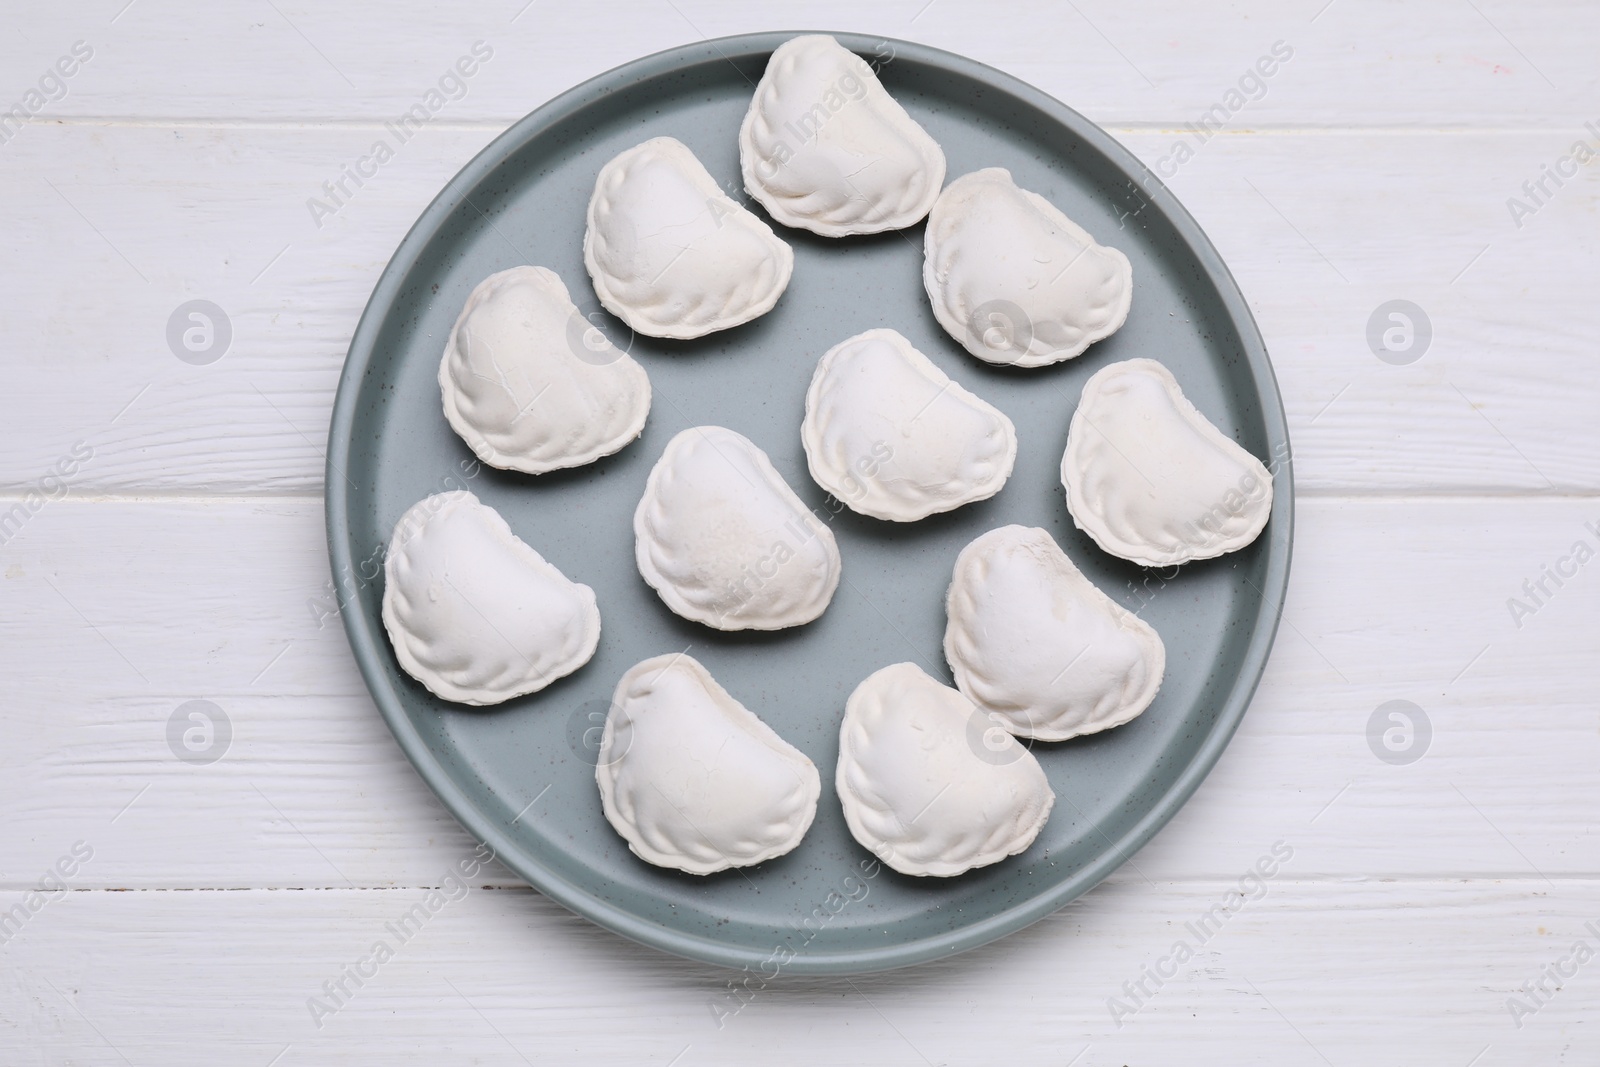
[3,2,1597,1062]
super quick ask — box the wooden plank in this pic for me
[1,124,1596,493]
[0,496,1594,888]
[0,877,1592,1064]
[4,4,1595,1059]
[1,0,1595,126]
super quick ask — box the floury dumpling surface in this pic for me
[585,137,793,338]
[924,168,1131,367]
[1062,359,1273,566]
[439,266,651,474]
[801,328,1016,521]
[596,653,820,874]
[945,525,1165,741]
[381,492,599,705]
[634,426,841,631]
[740,35,946,236]
[835,662,1054,877]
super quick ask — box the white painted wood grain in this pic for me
[1,496,1594,889]
[1,125,1596,492]
[1,878,1592,1065]
[1,0,1595,126]
[2,2,1596,1057]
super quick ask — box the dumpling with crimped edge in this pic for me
[1062,358,1273,566]
[634,426,841,631]
[381,491,599,706]
[801,328,1016,521]
[739,35,946,237]
[596,653,821,875]
[924,168,1132,367]
[439,266,651,474]
[835,662,1054,877]
[584,136,793,339]
[945,525,1165,741]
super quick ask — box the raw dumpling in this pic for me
[1062,358,1273,566]
[596,653,820,874]
[381,491,599,705]
[924,168,1132,367]
[584,136,793,339]
[801,328,1016,521]
[944,525,1164,741]
[439,266,651,474]
[635,426,841,630]
[739,35,946,237]
[835,662,1054,877]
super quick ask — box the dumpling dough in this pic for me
[635,426,841,630]
[1062,358,1273,566]
[924,168,1132,367]
[596,653,820,874]
[836,662,1054,877]
[439,266,651,474]
[801,328,1016,521]
[381,491,599,705]
[739,34,946,237]
[945,525,1164,741]
[584,136,793,339]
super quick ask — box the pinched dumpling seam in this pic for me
[438,265,651,474]
[835,664,1054,877]
[585,137,793,339]
[381,491,599,705]
[801,328,1017,522]
[924,168,1132,367]
[1063,358,1273,566]
[596,654,820,874]
[600,731,818,871]
[943,525,1165,741]
[634,426,841,630]
[739,35,946,236]
[837,718,1046,875]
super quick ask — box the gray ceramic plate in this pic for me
[327,31,1292,975]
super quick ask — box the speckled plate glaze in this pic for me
[327,31,1292,975]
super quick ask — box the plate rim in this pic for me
[326,29,1294,975]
